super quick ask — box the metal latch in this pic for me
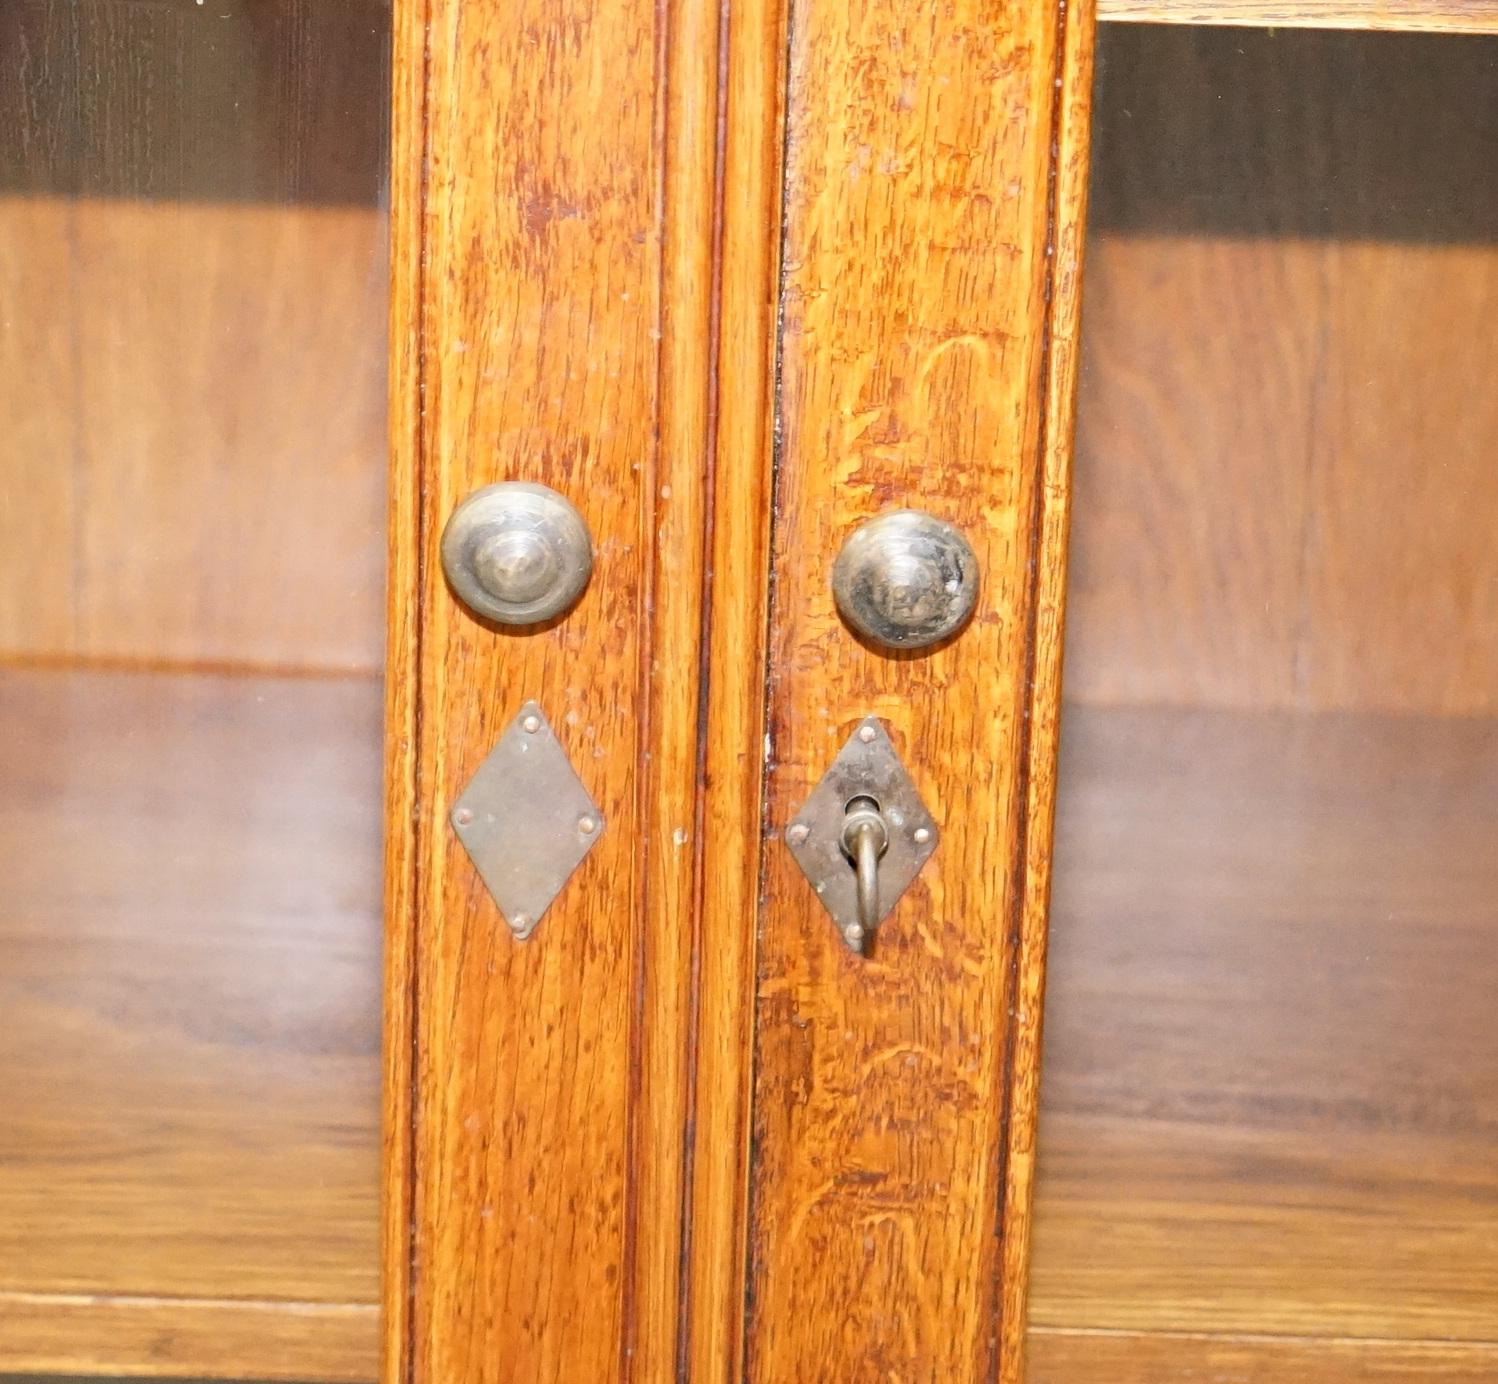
[785,717,939,953]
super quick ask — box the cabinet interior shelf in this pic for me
[4,670,1495,1381]
[1029,702,1498,1380]
[0,663,381,1382]
[1097,0,1498,34]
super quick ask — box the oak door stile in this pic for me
[384,0,720,1377]
[1000,5,1097,1378]
[680,0,787,1372]
[741,1,1097,1381]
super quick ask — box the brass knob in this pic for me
[441,482,593,625]
[832,509,979,650]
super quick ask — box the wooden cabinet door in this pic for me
[383,0,1095,1379]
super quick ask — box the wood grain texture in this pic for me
[0,0,387,205]
[743,0,1093,1379]
[1027,1328,1498,1382]
[0,0,390,675]
[388,0,717,1375]
[1097,0,1498,32]
[406,0,653,1366]
[380,0,425,1376]
[0,198,76,652]
[1030,705,1498,1344]
[1065,26,1498,716]
[1030,33,1498,1372]
[628,0,720,1369]
[0,665,381,1377]
[681,0,784,1373]
[0,1291,376,1383]
[998,3,1096,1380]
[0,196,386,675]
[1083,28,1498,244]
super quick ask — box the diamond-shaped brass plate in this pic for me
[785,716,939,949]
[450,700,605,940]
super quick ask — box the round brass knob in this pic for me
[832,509,979,650]
[441,482,593,625]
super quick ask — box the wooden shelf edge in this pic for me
[0,649,383,683]
[0,1289,378,1382]
[1097,0,1498,33]
[1027,1326,1498,1381]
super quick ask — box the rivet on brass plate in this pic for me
[785,716,939,954]
[450,700,605,940]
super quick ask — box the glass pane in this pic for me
[0,2,388,1377]
[1032,25,1498,1381]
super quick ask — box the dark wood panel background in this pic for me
[0,0,387,205]
[1030,24,1498,1384]
[1064,26,1498,715]
[0,3,389,1375]
[0,0,388,674]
